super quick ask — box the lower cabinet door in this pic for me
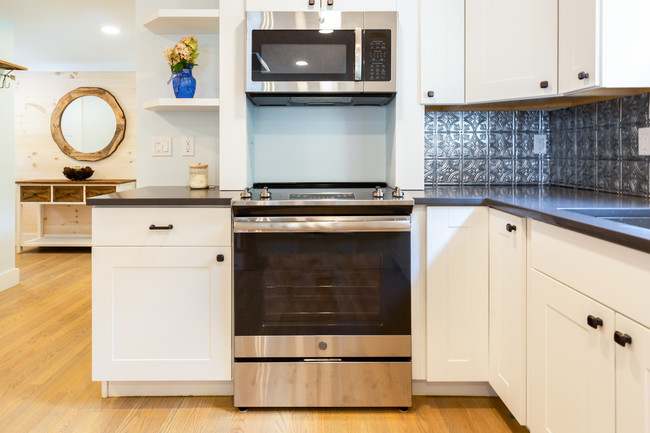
[528,269,615,433]
[92,246,231,381]
[488,210,526,424]
[615,313,650,433]
[426,206,488,381]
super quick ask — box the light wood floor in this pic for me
[0,248,529,433]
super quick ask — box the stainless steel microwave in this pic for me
[246,11,397,106]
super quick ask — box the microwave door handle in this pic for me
[354,28,362,81]
[254,52,271,73]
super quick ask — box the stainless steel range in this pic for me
[232,183,413,409]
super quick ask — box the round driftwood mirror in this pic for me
[50,87,126,161]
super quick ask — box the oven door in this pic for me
[234,216,411,345]
[246,11,364,93]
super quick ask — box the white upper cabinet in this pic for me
[559,0,650,94]
[245,0,396,12]
[419,0,464,104]
[465,0,557,103]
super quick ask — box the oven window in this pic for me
[263,253,382,327]
[234,232,410,336]
[251,30,356,82]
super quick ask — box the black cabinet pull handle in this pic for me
[587,315,603,329]
[578,71,589,80]
[614,331,632,347]
[540,81,549,89]
[505,223,517,232]
[149,224,173,230]
[427,90,434,98]
[216,254,225,262]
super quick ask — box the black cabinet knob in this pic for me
[505,223,517,232]
[540,81,549,89]
[327,0,333,5]
[587,315,603,329]
[216,254,225,262]
[427,90,434,98]
[578,71,589,80]
[614,331,632,347]
[308,0,315,5]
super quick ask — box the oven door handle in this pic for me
[234,216,410,233]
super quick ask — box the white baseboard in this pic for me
[0,267,19,292]
[412,381,496,397]
[103,380,234,397]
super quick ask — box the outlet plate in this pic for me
[182,136,195,156]
[152,136,172,156]
[533,134,547,155]
[639,127,650,155]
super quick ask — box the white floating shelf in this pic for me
[143,9,220,34]
[143,98,220,112]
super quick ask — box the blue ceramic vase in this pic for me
[172,66,196,98]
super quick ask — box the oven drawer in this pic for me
[234,361,411,408]
[92,207,232,247]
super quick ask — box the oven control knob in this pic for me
[372,186,384,199]
[318,341,328,351]
[392,186,404,198]
[260,186,271,200]
[240,187,252,199]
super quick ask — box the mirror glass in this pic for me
[60,96,117,153]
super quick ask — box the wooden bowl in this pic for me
[63,166,94,181]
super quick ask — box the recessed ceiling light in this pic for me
[296,60,308,66]
[101,26,120,35]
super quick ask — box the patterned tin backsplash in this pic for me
[549,93,650,198]
[424,110,550,186]
[424,93,650,198]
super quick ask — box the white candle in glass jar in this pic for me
[189,163,208,189]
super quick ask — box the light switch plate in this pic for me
[182,136,195,156]
[533,134,547,155]
[152,136,172,156]
[639,127,650,155]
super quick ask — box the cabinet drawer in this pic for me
[53,186,84,202]
[86,186,116,199]
[92,207,231,247]
[530,220,650,328]
[21,186,51,202]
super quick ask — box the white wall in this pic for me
[136,0,219,188]
[0,19,20,291]
[253,106,388,183]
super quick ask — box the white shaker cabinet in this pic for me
[528,269,616,433]
[488,209,527,424]
[92,207,232,383]
[559,0,650,94]
[465,0,557,103]
[425,207,488,382]
[615,313,650,433]
[419,0,464,104]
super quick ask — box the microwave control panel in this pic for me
[363,30,391,82]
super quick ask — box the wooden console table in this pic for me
[15,179,136,252]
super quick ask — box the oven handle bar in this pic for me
[234,215,410,233]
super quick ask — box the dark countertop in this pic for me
[87,185,650,254]
[86,186,237,207]
[409,186,650,254]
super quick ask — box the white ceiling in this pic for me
[0,0,135,71]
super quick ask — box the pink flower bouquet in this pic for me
[163,36,199,73]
